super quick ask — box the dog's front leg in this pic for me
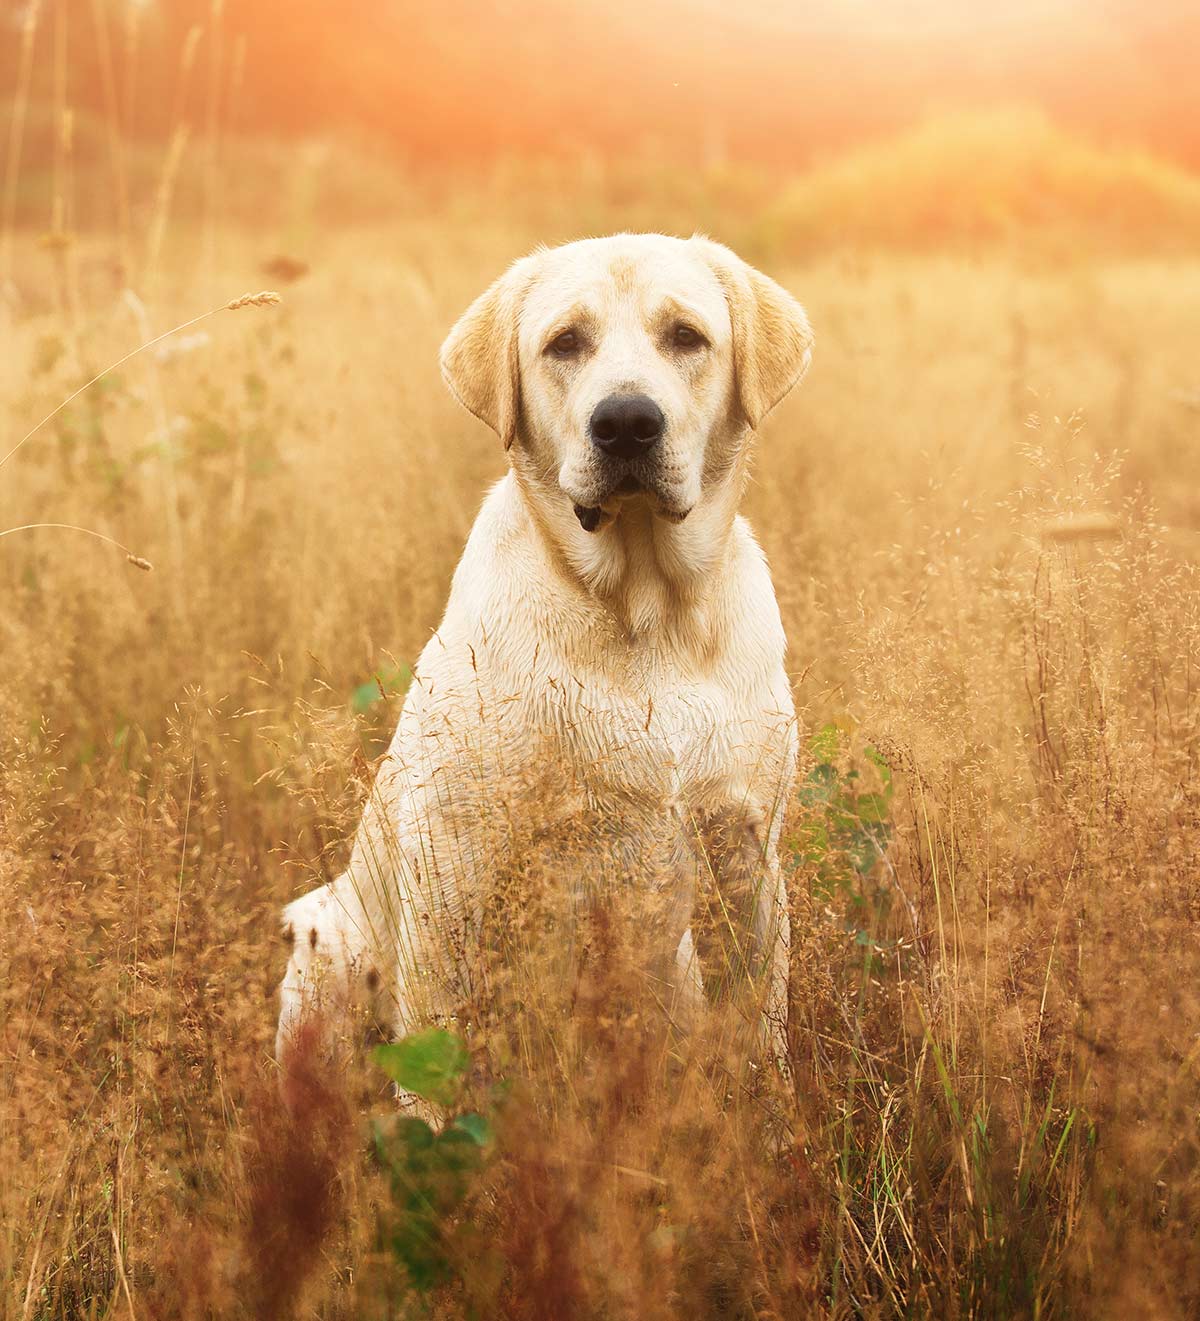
[672,925,707,1028]
[275,775,421,1074]
[276,872,392,1069]
[691,804,789,1063]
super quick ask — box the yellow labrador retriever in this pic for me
[277,233,812,1069]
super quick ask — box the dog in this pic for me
[276,233,812,1074]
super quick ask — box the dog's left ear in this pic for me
[693,237,813,430]
[440,257,533,450]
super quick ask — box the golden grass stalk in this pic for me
[0,524,153,571]
[143,24,203,287]
[0,290,282,473]
[0,0,43,293]
[143,125,191,287]
[177,24,205,114]
[88,0,133,273]
[1,292,280,571]
[123,0,143,147]
[202,0,226,281]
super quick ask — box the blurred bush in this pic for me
[761,108,1200,255]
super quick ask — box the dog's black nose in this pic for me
[589,394,664,460]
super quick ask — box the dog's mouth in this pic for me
[564,454,695,534]
[571,481,691,534]
[573,503,604,532]
[570,470,637,531]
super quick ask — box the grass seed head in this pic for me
[226,290,282,310]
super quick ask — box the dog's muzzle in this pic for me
[573,393,670,533]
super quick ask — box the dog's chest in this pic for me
[519,657,791,809]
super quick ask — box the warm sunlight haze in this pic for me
[2,2,1199,1318]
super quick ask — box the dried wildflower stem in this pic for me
[0,291,281,473]
[0,523,153,570]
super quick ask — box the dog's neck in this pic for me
[512,464,747,656]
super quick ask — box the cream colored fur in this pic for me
[276,233,813,1068]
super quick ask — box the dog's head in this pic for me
[440,234,812,533]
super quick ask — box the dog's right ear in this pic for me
[439,258,533,450]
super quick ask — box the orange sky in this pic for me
[7,0,1200,168]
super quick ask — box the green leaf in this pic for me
[450,1112,493,1147]
[351,663,412,713]
[432,1128,487,1181]
[847,823,891,874]
[798,820,830,863]
[389,1209,452,1292]
[809,722,842,763]
[853,792,892,824]
[864,745,893,793]
[373,1029,470,1106]
[371,1114,435,1168]
[798,763,839,806]
[351,679,382,713]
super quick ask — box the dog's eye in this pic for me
[546,330,580,358]
[673,323,706,350]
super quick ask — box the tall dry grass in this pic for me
[2,31,1200,1316]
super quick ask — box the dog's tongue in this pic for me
[573,504,602,533]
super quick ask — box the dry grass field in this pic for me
[3,116,1200,1317]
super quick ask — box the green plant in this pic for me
[371,1030,496,1299]
[352,663,413,715]
[793,722,895,960]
